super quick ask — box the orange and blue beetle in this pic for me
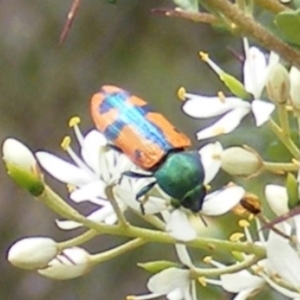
[90,85,206,212]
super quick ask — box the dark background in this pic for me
[0,1,286,299]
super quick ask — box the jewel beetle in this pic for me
[90,85,206,212]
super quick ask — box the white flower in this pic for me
[206,264,265,300]
[264,184,300,239]
[258,231,300,299]
[131,267,195,300]
[7,237,58,270]
[204,218,266,299]
[36,118,134,229]
[128,245,197,300]
[38,247,92,280]
[181,42,278,140]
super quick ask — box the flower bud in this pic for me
[7,237,58,270]
[38,247,92,280]
[221,146,262,177]
[266,63,290,104]
[289,66,300,110]
[3,138,44,196]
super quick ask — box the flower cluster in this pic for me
[4,33,300,299]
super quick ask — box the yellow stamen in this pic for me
[61,136,71,150]
[230,232,244,242]
[212,126,226,136]
[199,51,209,62]
[238,219,250,228]
[252,265,264,275]
[177,87,186,101]
[248,214,254,221]
[203,256,212,264]
[198,276,207,287]
[67,184,76,193]
[126,296,135,300]
[69,116,81,127]
[217,91,226,103]
[205,184,211,191]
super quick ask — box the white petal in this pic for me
[183,94,247,118]
[175,244,192,267]
[114,178,167,214]
[166,210,197,241]
[268,51,280,69]
[243,47,268,98]
[70,180,107,202]
[202,185,245,216]
[265,184,289,216]
[81,130,107,174]
[38,247,92,280]
[266,231,300,288]
[148,267,190,294]
[232,289,260,300]
[251,99,275,126]
[196,107,250,140]
[290,66,300,108]
[199,141,222,184]
[56,219,83,230]
[167,287,184,300]
[221,270,264,292]
[36,151,95,185]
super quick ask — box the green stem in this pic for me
[268,118,300,158]
[263,161,299,173]
[106,186,128,227]
[76,218,266,256]
[90,238,146,264]
[277,103,291,137]
[57,229,98,249]
[37,185,90,223]
[203,0,300,68]
[192,255,262,277]
[133,210,166,230]
[38,185,265,257]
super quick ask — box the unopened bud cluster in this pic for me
[7,237,92,280]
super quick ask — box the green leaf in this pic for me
[285,172,299,209]
[173,0,198,12]
[219,73,252,100]
[138,260,180,274]
[275,9,300,46]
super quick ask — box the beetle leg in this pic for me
[123,170,153,179]
[136,181,157,214]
